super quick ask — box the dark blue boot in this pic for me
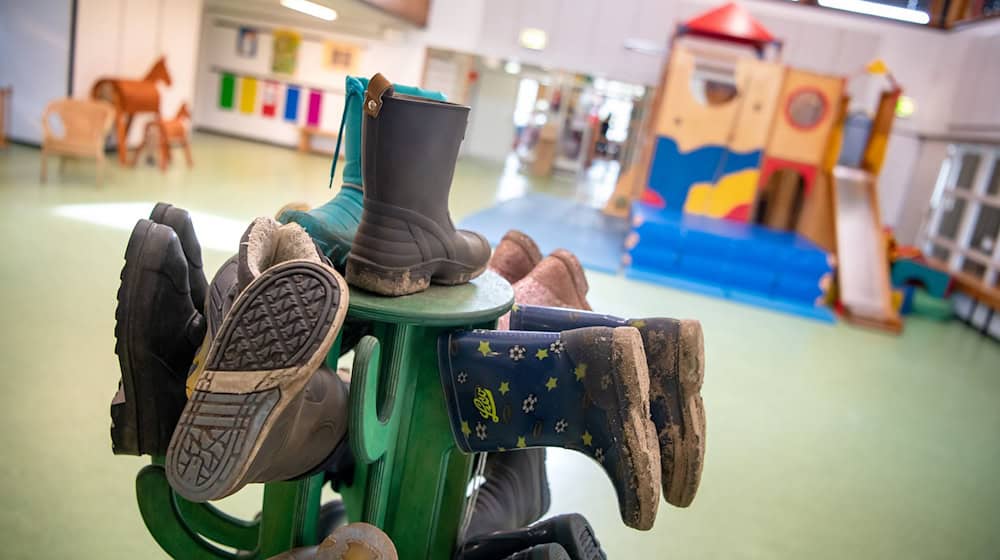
[438,327,661,530]
[510,304,706,508]
[278,76,446,269]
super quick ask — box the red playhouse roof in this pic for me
[679,2,777,48]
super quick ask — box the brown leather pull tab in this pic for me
[364,73,393,118]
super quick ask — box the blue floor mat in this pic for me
[458,194,628,274]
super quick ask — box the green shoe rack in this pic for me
[134,271,514,559]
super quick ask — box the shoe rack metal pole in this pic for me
[133,272,512,559]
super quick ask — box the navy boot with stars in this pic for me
[438,327,661,531]
[509,304,706,508]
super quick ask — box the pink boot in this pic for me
[498,250,591,329]
[488,230,542,285]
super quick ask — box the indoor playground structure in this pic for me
[607,2,906,330]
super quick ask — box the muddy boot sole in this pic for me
[549,249,591,310]
[667,320,706,508]
[166,260,348,501]
[611,327,661,530]
[346,253,486,296]
[489,230,543,285]
[317,522,397,560]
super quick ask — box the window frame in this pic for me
[921,143,1000,287]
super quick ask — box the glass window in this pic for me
[970,205,1000,256]
[930,244,950,261]
[936,197,966,240]
[987,160,1000,196]
[961,258,987,279]
[955,153,981,190]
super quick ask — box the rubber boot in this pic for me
[458,513,605,560]
[185,215,329,395]
[167,218,351,502]
[466,447,550,539]
[489,230,542,285]
[150,202,208,313]
[496,250,591,330]
[503,544,570,560]
[346,73,490,296]
[112,219,206,456]
[511,304,706,508]
[267,522,398,560]
[438,327,661,530]
[278,76,446,269]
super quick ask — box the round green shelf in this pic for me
[346,269,514,326]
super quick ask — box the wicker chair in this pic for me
[41,98,115,185]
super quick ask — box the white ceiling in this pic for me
[203,0,416,38]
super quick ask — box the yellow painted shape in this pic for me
[866,59,889,75]
[683,169,760,218]
[239,77,257,114]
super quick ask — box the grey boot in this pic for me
[167,218,351,502]
[466,449,550,538]
[345,73,490,296]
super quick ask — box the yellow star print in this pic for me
[535,348,548,360]
[545,377,558,391]
[461,421,471,437]
[499,381,510,395]
[478,341,492,357]
[582,431,593,446]
[574,364,587,381]
[511,303,520,312]
[630,319,646,328]
[516,436,527,448]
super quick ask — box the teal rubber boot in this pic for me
[278,76,446,269]
[438,327,661,530]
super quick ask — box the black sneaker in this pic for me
[457,514,605,560]
[150,202,208,313]
[504,544,571,560]
[111,219,206,456]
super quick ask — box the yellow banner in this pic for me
[239,77,257,114]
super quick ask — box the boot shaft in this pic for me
[510,305,628,332]
[336,76,446,190]
[361,76,469,224]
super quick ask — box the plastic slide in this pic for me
[832,166,901,330]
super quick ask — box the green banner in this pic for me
[219,73,235,109]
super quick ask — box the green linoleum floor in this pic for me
[0,133,998,559]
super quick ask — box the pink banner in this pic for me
[306,89,322,127]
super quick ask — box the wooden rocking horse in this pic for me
[91,56,172,165]
[132,103,193,170]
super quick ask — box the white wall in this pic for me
[419,0,995,227]
[948,32,1000,136]
[462,67,520,162]
[0,0,73,144]
[192,12,425,147]
[72,0,203,145]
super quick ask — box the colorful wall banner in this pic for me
[284,86,300,123]
[219,73,235,109]
[272,29,302,75]
[239,77,257,114]
[261,81,278,118]
[236,26,259,58]
[306,89,322,128]
[322,40,360,73]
